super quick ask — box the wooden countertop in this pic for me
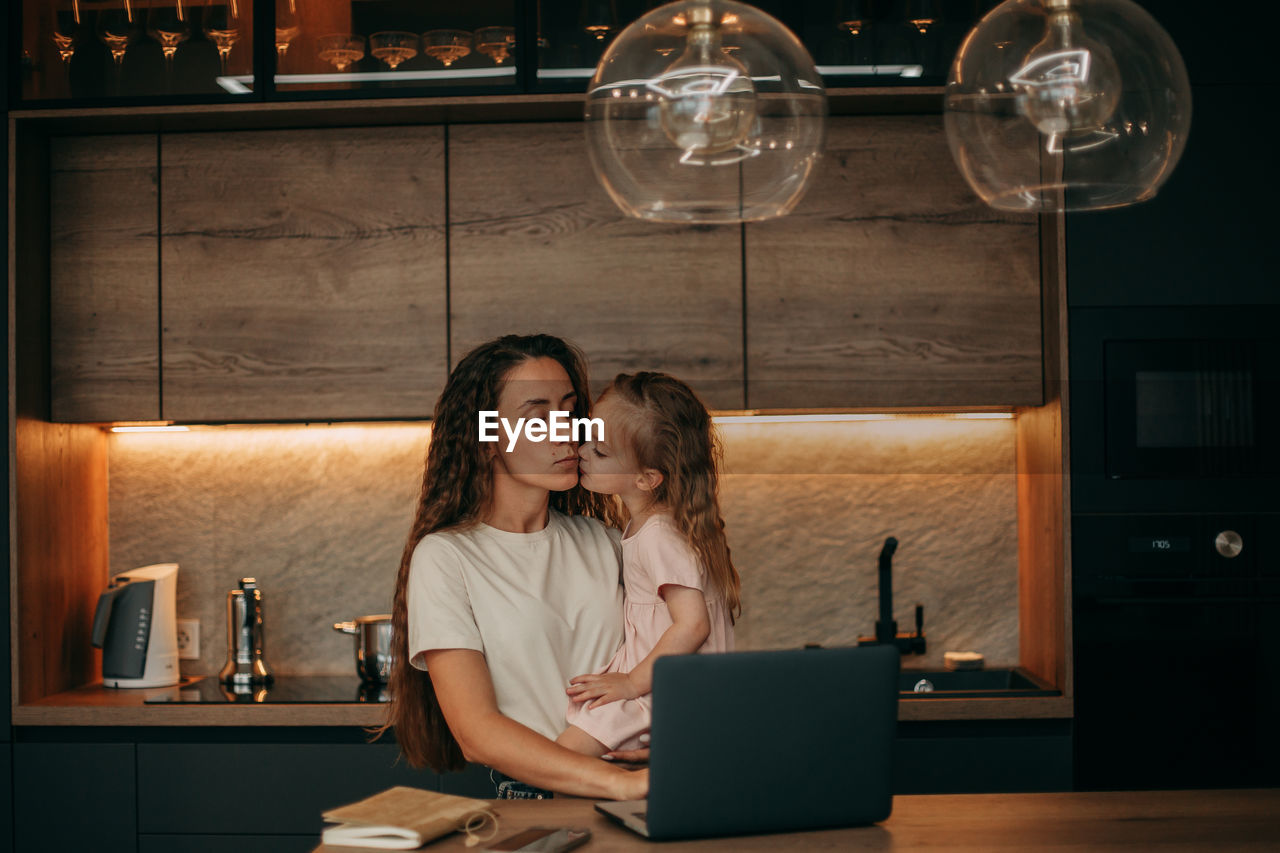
[312,789,1280,852]
[13,680,1071,726]
[12,678,384,726]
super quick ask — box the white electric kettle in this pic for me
[91,563,180,688]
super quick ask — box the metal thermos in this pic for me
[219,577,273,686]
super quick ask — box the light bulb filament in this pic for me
[1009,8,1122,145]
[648,65,743,99]
[650,8,758,162]
[1010,48,1092,90]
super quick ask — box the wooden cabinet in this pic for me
[159,127,449,421]
[50,135,160,422]
[43,115,1046,421]
[745,116,1043,409]
[448,123,745,410]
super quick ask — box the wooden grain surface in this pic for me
[14,419,109,704]
[1018,207,1071,695]
[50,134,160,422]
[745,115,1043,409]
[447,123,745,410]
[160,126,447,421]
[314,789,1280,852]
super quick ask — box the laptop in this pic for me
[595,644,899,840]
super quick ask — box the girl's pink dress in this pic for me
[565,514,734,751]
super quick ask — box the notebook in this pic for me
[595,644,900,840]
[320,785,497,849]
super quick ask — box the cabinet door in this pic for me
[160,127,448,421]
[0,745,11,850]
[136,743,439,834]
[745,116,1043,409]
[14,743,137,853]
[50,134,160,422]
[448,123,744,410]
[140,837,315,853]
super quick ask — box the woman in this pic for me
[379,334,649,800]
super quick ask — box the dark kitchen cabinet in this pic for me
[1065,87,1277,308]
[1,745,12,850]
[447,122,745,409]
[136,742,441,835]
[5,727,1071,853]
[159,126,449,422]
[140,837,316,853]
[1064,70,1279,787]
[744,116,1043,409]
[50,134,161,422]
[895,720,1072,794]
[13,742,137,853]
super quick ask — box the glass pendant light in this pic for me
[944,0,1191,212]
[585,0,827,223]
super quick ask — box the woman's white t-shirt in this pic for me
[407,510,624,740]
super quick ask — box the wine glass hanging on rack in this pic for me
[202,0,242,75]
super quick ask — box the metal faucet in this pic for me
[857,536,926,655]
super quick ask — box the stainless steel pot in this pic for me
[333,614,393,684]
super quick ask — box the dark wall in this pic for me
[1066,4,1275,307]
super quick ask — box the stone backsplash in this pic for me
[107,416,1017,677]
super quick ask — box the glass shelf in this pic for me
[13,0,993,107]
[19,0,259,102]
[274,0,520,97]
[533,0,992,94]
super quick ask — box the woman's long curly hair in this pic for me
[605,372,741,620]
[375,334,621,772]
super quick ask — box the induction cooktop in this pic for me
[143,675,390,704]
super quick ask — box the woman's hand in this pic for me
[567,671,642,708]
[604,746,650,764]
[610,767,649,801]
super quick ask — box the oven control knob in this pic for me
[1214,530,1243,559]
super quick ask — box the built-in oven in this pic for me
[1070,305,1280,514]
[1072,514,1280,789]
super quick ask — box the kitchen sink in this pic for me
[898,667,1058,698]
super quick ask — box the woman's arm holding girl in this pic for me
[567,584,710,708]
[425,648,648,800]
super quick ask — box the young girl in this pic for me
[558,371,741,757]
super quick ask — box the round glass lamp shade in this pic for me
[944,0,1191,212]
[585,0,826,223]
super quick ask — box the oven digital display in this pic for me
[1128,536,1191,553]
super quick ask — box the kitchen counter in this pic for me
[312,789,1280,852]
[13,677,385,726]
[13,679,1070,726]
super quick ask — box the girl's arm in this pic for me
[568,585,710,706]
[422,648,648,800]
